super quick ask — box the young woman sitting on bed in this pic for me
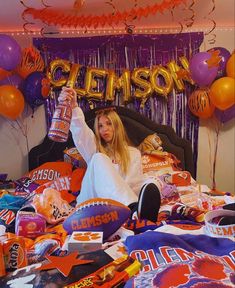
[58,86,161,222]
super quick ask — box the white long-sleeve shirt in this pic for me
[70,107,144,195]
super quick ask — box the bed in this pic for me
[28,105,195,178]
[1,106,234,287]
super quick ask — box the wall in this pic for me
[197,29,235,193]
[0,106,46,180]
[0,30,234,193]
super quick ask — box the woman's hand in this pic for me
[58,87,78,109]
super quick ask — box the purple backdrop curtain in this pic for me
[33,32,203,174]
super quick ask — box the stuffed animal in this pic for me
[138,133,182,171]
[138,133,168,158]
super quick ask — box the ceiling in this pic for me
[0,0,234,35]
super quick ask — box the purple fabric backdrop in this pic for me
[33,32,203,174]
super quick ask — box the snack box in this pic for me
[64,147,87,168]
[15,211,46,238]
[68,231,103,254]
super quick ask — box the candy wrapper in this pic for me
[14,177,39,197]
[64,147,87,168]
[32,188,74,224]
[66,255,141,288]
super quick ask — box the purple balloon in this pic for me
[189,52,218,87]
[208,47,231,78]
[215,105,235,123]
[0,34,21,71]
[0,74,23,90]
[22,71,46,109]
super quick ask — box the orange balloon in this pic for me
[209,77,235,110]
[226,53,235,78]
[0,85,25,120]
[188,89,215,119]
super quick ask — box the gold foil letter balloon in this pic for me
[106,69,131,103]
[47,59,71,87]
[68,63,86,97]
[167,60,185,92]
[150,65,173,98]
[105,70,116,102]
[167,57,194,92]
[131,68,153,100]
[84,67,108,101]
[179,56,195,85]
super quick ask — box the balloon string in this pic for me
[7,118,30,155]
[206,125,213,188]
[211,117,221,190]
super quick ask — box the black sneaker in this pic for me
[137,183,161,222]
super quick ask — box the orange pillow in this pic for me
[70,167,86,192]
[34,167,86,204]
[141,154,176,174]
[26,162,73,185]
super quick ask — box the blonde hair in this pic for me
[94,109,131,175]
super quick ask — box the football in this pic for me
[63,198,131,240]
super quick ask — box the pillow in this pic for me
[141,154,175,174]
[25,162,73,185]
[34,167,86,204]
[138,134,181,174]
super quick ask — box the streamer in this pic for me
[23,0,185,29]
[170,3,184,33]
[40,27,60,37]
[41,0,51,8]
[183,0,195,28]
[204,0,217,44]
[20,0,30,8]
[22,22,35,34]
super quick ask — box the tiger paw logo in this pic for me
[73,232,101,241]
[142,155,150,165]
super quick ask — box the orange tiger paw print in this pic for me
[73,232,101,241]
